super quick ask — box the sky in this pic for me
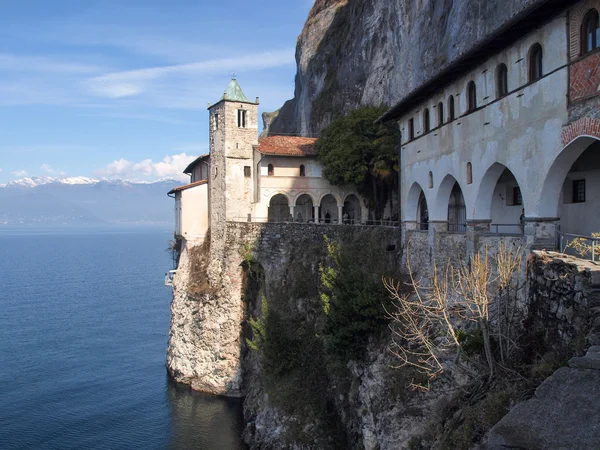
[0,0,314,183]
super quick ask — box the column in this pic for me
[314,205,320,224]
[524,217,559,250]
[337,204,343,225]
[289,205,295,223]
[466,219,491,258]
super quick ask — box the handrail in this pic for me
[229,217,399,227]
[558,231,600,262]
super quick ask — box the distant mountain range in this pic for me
[0,177,180,228]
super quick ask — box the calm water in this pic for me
[0,229,246,450]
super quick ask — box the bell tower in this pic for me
[207,78,259,245]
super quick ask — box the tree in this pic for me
[316,106,398,220]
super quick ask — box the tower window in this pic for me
[408,118,415,140]
[529,44,543,82]
[244,166,251,178]
[437,102,444,126]
[268,164,274,176]
[582,10,600,54]
[237,109,247,128]
[448,95,455,121]
[467,81,477,112]
[428,171,433,189]
[214,113,219,130]
[299,165,306,177]
[496,64,508,98]
[573,179,586,203]
[423,108,430,133]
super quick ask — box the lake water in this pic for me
[0,229,246,450]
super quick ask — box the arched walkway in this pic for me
[294,193,314,222]
[555,138,600,236]
[405,182,429,230]
[319,194,338,223]
[268,193,290,223]
[342,194,361,224]
[448,182,466,232]
[474,163,524,234]
[539,136,599,218]
[418,192,429,231]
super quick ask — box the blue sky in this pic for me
[0,0,314,183]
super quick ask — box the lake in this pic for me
[0,229,246,449]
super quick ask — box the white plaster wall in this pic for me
[179,183,209,241]
[558,168,600,236]
[399,15,569,222]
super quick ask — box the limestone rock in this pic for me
[486,364,600,449]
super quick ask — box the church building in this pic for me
[168,78,366,242]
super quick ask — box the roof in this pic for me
[183,154,210,175]
[222,78,249,102]
[254,136,318,156]
[377,0,572,124]
[167,179,207,195]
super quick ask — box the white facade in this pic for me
[387,8,600,254]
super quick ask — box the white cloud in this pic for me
[11,170,27,177]
[40,163,65,176]
[0,53,102,74]
[94,153,198,181]
[86,49,295,99]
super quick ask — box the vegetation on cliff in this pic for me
[316,106,398,219]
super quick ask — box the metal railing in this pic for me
[489,223,524,235]
[558,231,600,261]
[230,217,399,227]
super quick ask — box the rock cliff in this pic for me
[265,0,541,136]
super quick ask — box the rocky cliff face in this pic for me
[265,0,540,136]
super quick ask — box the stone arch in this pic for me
[406,182,429,223]
[342,194,362,224]
[432,174,464,221]
[538,135,600,217]
[319,193,340,223]
[473,162,525,219]
[292,191,317,206]
[268,192,290,222]
[317,191,342,206]
[569,0,600,59]
[561,118,600,146]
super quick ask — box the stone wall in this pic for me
[526,251,600,346]
[167,223,399,399]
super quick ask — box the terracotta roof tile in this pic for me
[255,136,318,156]
[167,179,207,195]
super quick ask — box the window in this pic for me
[448,95,455,120]
[467,81,477,112]
[466,162,473,185]
[408,118,415,140]
[423,108,430,133]
[582,10,600,54]
[244,166,251,178]
[267,164,274,176]
[428,171,433,189]
[299,165,306,177]
[529,44,543,82]
[237,109,247,128]
[573,179,586,203]
[496,64,508,98]
[437,102,444,126]
[512,186,523,206]
[214,113,219,130]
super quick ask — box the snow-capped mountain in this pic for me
[0,176,180,228]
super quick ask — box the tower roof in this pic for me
[222,78,249,102]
